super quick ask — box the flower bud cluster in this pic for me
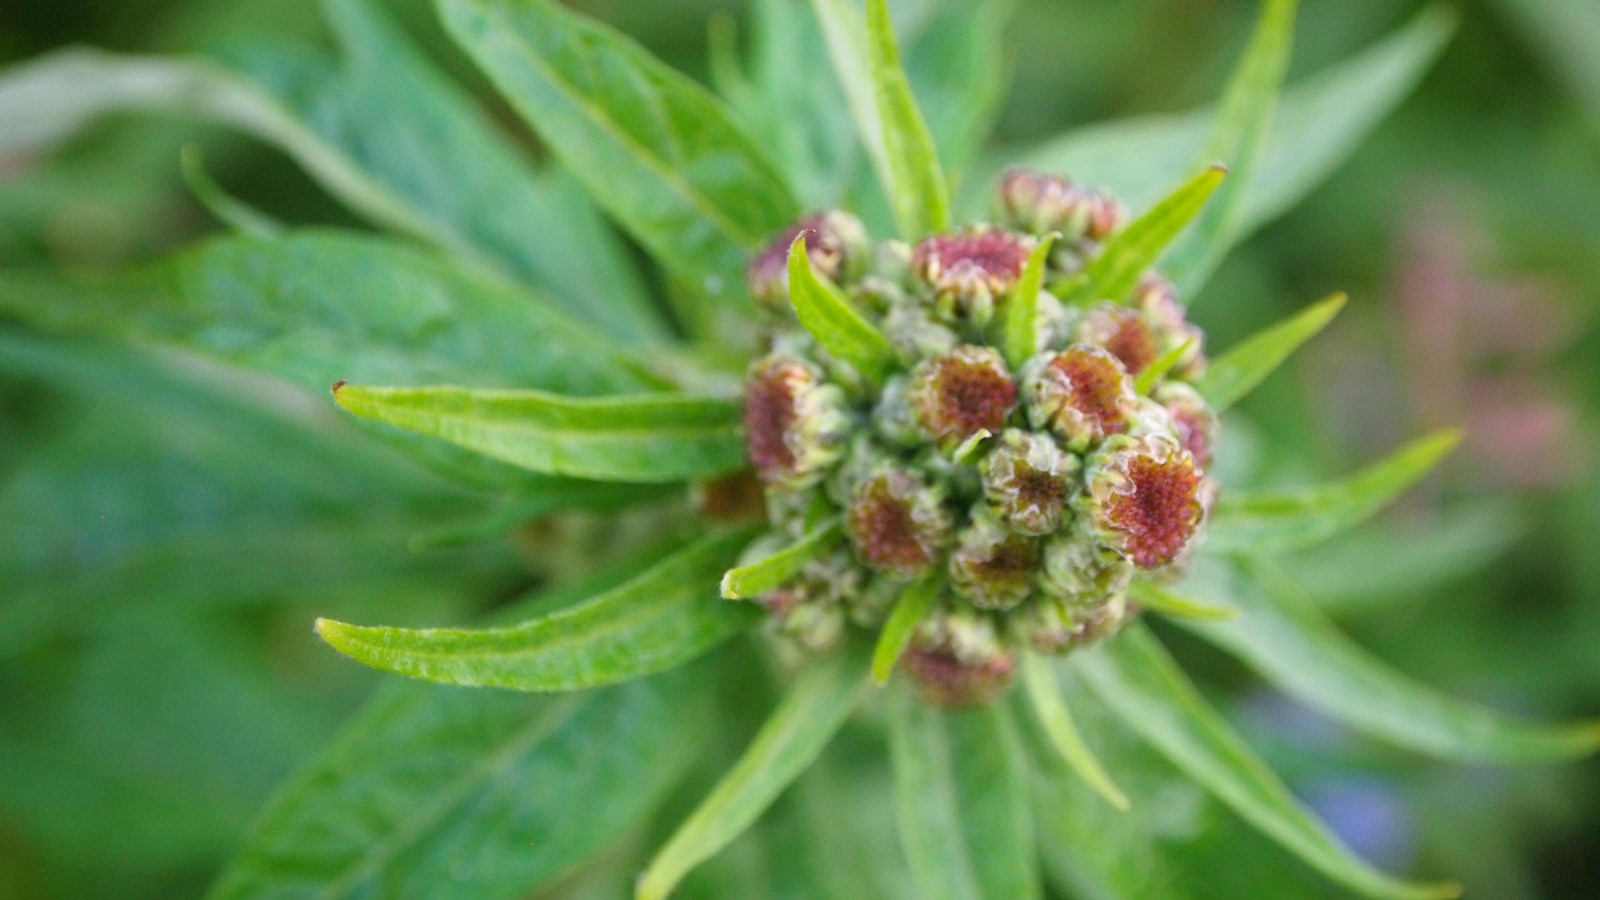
[737,170,1218,704]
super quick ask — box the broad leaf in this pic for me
[870,576,941,685]
[1174,559,1600,764]
[1490,0,1600,128]
[1076,625,1460,899]
[787,235,901,381]
[864,0,951,238]
[1019,653,1128,811]
[316,529,761,691]
[637,646,865,900]
[178,145,283,236]
[437,0,797,303]
[887,688,1041,900]
[1207,430,1461,553]
[1163,0,1296,293]
[1002,234,1056,369]
[1005,8,1453,250]
[1195,292,1345,411]
[332,384,746,484]
[0,231,654,396]
[721,519,843,600]
[1059,166,1225,307]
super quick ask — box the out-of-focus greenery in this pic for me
[1,0,1596,897]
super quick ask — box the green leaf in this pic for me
[636,646,865,900]
[332,384,746,484]
[721,519,843,600]
[863,0,952,238]
[1020,654,1129,811]
[1490,0,1600,128]
[1174,558,1600,764]
[1076,625,1461,900]
[1163,0,1297,293]
[0,232,654,396]
[1002,233,1057,369]
[1133,338,1195,396]
[887,688,1041,900]
[1005,7,1452,250]
[787,235,901,381]
[437,0,798,303]
[1207,430,1462,553]
[1128,579,1239,621]
[178,144,284,236]
[1194,292,1345,411]
[870,576,941,685]
[1059,166,1226,307]
[806,0,888,205]
[210,663,718,898]
[315,529,759,691]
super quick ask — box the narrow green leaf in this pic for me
[808,0,888,204]
[1490,0,1600,128]
[1061,166,1226,307]
[1077,625,1461,900]
[1177,558,1600,764]
[315,529,759,691]
[178,144,283,236]
[332,384,746,484]
[1020,654,1129,811]
[888,688,1041,900]
[1129,579,1239,621]
[1195,292,1345,411]
[636,646,865,900]
[721,519,844,600]
[437,0,797,302]
[1133,338,1195,396]
[1164,0,1297,293]
[864,0,951,238]
[1207,430,1462,553]
[787,235,900,381]
[870,576,941,685]
[1005,7,1453,247]
[1003,234,1057,369]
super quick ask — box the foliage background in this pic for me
[1,0,1596,897]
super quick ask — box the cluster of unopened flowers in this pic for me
[733,170,1219,705]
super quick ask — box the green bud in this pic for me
[1015,593,1130,653]
[904,607,1016,706]
[948,508,1041,610]
[1039,532,1132,602]
[979,428,1079,535]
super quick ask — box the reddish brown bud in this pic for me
[996,169,1126,241]
[746,211,868,308]
[979,429,1078,535]
[743,355,850,490]
[1080,434,1204,569]
[845,468,953,576]
[907,345,1018,448]
[912,228,1033,326]
[948,511,1040,610]
[1134,274,1207,378]
[1075,302,1163,377]
[904,609,1015,705]
[1022,346,1138,450]
[1154,382,1218,469]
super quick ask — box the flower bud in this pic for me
[1075,302,1163,378]
[744,355,851,490]
[1134,274,1207,378]
[1022,346,1138,450]
[1039,533,1132,602]
[881,299,960,360]
[979,429,1078,535]
[904,608,1015,705]
[1015,593,1130,653]
[996,169,1126,242]
[948,509,1041,610]
[911,228,1034,328]
[746,211,869,309]
[1078,433,1204,569]
[845,467,954,576]
[1154,381,1218,469]
[907,345,1018,449]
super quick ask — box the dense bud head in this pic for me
[735,168,1222,701]
[743,355,851,489]
[980,429,1078,535]
[908,345,1018,448]
[1081,434,1204,569]
[1023,346,1138,450]
[845,468,953,576]
[996,168,1126,242]
[1076,302,1163,377]
[746,211,869,308]
[912,228,1033,327]
[904,609,1015,706]
[948,510,1040,610]
[1155,382,1219,469]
